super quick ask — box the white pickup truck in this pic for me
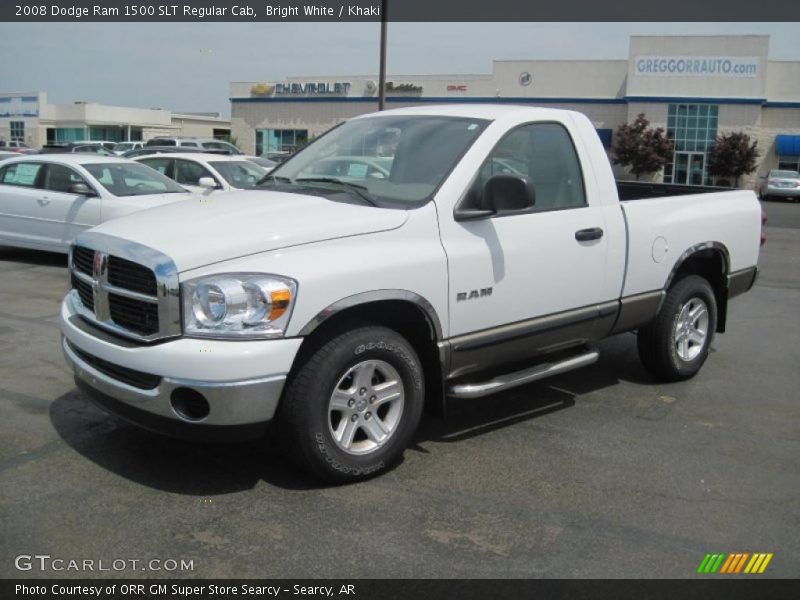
[60,105,762,482]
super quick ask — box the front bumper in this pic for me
[60,295,303,439]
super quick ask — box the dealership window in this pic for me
[777,157,800,172]
[256,129,308,156]
[51,128,87,143]
[664,104,719,186]
[9,121,24,142]
[89,126,123,142]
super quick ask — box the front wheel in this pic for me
[637,275,717,381]
[278,325,424,483]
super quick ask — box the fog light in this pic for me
[170,388,210,421]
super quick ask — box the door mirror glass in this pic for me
[69,182,96,196]
[482,174,535,213]
[198,177,218,189]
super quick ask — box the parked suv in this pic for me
[112,141,146,155]
[145,137,243,155]
[0,140,35,154]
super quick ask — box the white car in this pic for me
[0,155,195,253]
[133,153,269,194]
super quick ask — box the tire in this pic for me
[637,275,717,382]
[278,325,424,483]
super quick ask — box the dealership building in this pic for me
[0,91,231,148]
[230,34,800,188]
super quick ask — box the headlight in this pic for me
[182,273,297,338]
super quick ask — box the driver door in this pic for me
[439,122,617,377]
[38,163,102,248]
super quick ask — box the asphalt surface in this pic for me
[0,200,798,579]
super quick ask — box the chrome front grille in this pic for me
[68,232,181,343]
[72,246,94,276]
[71,272,94,312]
[107,256,157,296]
[109,294,160,335]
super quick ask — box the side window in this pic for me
[0,162,44,188]
[475,122,586,212]
[174,160,212,186]
[181,142,199,148]
[139,158,172,178]
[44,164,88,193]
[92,167,114,186]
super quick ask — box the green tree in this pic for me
[612,114,674,180]
[706,132,760,188]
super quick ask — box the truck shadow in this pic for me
[417,333,653,445]
[48,334,655,494]
[0,246,67,268]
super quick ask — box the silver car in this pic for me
[759,169,800,202]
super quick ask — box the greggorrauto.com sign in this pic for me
[635,56,759,78]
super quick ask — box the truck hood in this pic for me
[88,190,408,271]
[114,191,196,209]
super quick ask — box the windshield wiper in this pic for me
[295,177,377,206]
[257,173,292,185]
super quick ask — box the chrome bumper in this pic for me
[61,336,286,437]
[59,292,303,437]
[62,336,286,430]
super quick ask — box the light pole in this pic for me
[378,0,387,110]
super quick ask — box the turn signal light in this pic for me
[269,289,292,320]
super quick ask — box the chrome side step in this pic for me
[448,349,599,399]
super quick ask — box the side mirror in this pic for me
[481,174,535,213]
[453,174,536,221]
[198,177,218,189]
[69,182,96,196]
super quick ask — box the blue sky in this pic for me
[1,22,798,115]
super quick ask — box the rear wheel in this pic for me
[637,275,717,381]
[278,325,424,483]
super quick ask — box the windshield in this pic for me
[264,115,489,206]
[772,170,799,178]
[209,160,268,188]
[113,143,134,152]
[84,162,187,197]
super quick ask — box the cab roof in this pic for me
[353,103,581,122]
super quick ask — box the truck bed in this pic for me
[617,180,731,201]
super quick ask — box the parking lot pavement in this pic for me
[0,213,798,580]
[763,198,800,230]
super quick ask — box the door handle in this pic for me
[575,227,604,241]
[37,197,51,206]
